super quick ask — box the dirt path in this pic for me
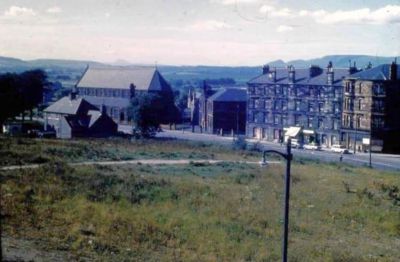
[0,159,281,171]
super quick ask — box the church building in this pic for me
[76,66,174,124]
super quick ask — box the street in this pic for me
[154,129,400,172]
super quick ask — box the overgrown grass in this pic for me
[1,158,399,261]
[0,136,259,166]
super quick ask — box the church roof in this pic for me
[76,66,171,91]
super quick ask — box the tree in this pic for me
[129,91,181,138]
[18,70,47,119]
[129,93,164,138]
[0,73,19,132]
[0,70,46,131]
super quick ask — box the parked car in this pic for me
[330,144,350,154]
[303,143,321,151]
[290,139,303,149]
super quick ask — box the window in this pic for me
[344,98,352,110]
[356,115,362,128]
[373,100,385,112]
[294,115,300,125]
[249,99,255,109]
[264,98,271,109]
[318,118,324,129]
[264,112,269,123]
[295,100,301,111]
[373,84,385,95]
[333,119,339,130]
[308,117,313,128]
[248,86,255,95]
[255,99,264,109]
[357,99,363,111]
[343,115,352,128]
[282,101,288,111]
[282,115,288,126]
[274,114,281,125]
[308,103,314,112]
[248,112,255,123]
[373,117,384,128]
[318,103,324,113]
[275,85,282,95]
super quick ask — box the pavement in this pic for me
[154,129,400,172]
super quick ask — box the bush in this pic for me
[232,136,247,150]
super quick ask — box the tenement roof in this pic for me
[347,64,400,81]
[248,67,351,86]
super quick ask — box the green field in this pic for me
[1,137,399,261]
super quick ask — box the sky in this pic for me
[0,0,399,66]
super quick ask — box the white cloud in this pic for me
[259,5,293,18]
[211,0,261,5]
[46,7,62,14]
[276,25,293,33]
[298,10,309,17]
[188,20,232,31]
[313,5,400,24]
[258,4,400,25]
[259,5,274,14]
[4,6,36,17]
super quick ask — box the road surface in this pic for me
[155,129,400,172]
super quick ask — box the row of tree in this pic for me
[0,70,47,132]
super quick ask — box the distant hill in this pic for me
[0,54,396,85]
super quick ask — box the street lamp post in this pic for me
[261,138,293,262]
[236,104,239,136]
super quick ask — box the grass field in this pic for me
[1,137,399,261]
[0,136,260,166]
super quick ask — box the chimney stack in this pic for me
[70,87,77,100]
[288,65,295,83]
[309,65,322,78]
[269,67,276,82]
[130,83,136,98]
[348,60,358,74]
[389,60,398,81]
[327,61,334,85]
[262,64,270,74]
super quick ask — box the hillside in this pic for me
[0,54,396,85]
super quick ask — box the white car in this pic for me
[303,143,321,151]
[330,144,349,154]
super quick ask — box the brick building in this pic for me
[341,62,400,152]
[205,88,247,134]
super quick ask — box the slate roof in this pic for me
[44,96,98,115]
[208,88,247,102]
[76,66,171,91]
[346,64,400,81]
[248,67,350,86]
